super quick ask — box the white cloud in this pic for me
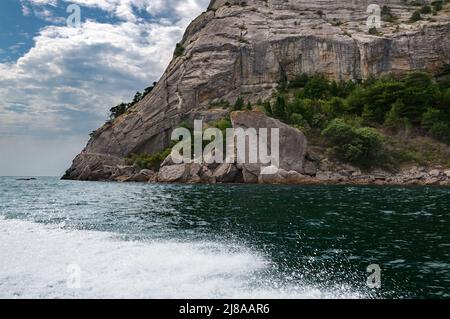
[33,7,66,24]
[22,0,209,22]
[1,0,208,135]
[20,1,32,16]
[0,0,209,175]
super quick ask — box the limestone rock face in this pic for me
[63,0,450,180]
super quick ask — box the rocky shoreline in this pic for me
[64,158,450,187]
[63,110,450,187]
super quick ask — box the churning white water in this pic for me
[0,217,364,299]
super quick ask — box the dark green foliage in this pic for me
[303,74,330,99]
[273,94,287,121]
[131,91,143,106]
[174,43,185,57]
[263,101,273,116]
[410,10,422,22]
[126,148,172,170]
[109,103,128,119]
[322,119,385,167]
[329,80,356,98]
[420,5,432,14]
[381,5,397,22]
[259,71,450,166]
[268,71,448,129]
[324,97,346,117]
[384,99,405,128]
[143,82,157,97]
[400,72,440,122]
[421,108,441,130]
[368,27,379,35]
[278,68,288,91]
[429,122,450,142]
[108,87,152,119]
[361,80,405,123]
[289,113,305,125]
[288,73,309,88]
[246,102,252,110]
[432,1,443,11]
[212,117,233,132]
[440,88,450,118]
[422,108,450,142]
[233,96,245,111]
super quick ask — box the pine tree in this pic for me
[263,101,273,116]
[273,95,287,121]
[233,96,244,111]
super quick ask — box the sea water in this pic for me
[0,177,449,298]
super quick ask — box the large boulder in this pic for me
[213,163,241,183]
[157,164,188,183]
[157,163,216,184]
[231,110,308,177]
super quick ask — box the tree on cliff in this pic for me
[109,103,128,119]
[273,95,287,121]
[233,96,244,111]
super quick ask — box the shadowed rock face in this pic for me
[64,0,450,180]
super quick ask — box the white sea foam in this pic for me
[0,217,365,299]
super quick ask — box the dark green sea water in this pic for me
[0,177,449,298]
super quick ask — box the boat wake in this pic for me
[0,217,366,299]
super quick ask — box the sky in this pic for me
[0,0,209,176]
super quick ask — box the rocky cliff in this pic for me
[63,0,450,182]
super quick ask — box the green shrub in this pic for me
[127,148,172,170]
[174,43,185,57]
[289,113,305,125]
[384,100,405,128]
[421,108,441,130]
[420,5,432,14]
[212,118,232,131]
[263,101,273,115]
[363,80,405,123]
[233,96,244,111]
[286,98,315,125]
[368,27,379,35]
[278,69,288,91]
[410,11,422,22]
[344,87,366,114]
[273,94,287,121]
[324,97,346,117]
[304,74,330,99]
[381,5,397,22]
[288,73,309,88]
[322,119,385,167]
[109,103,128,119]
[264,70,448,141]
[432,1,443,11]
[429,122,450,142]
[329,80,356,98]
[400,72,440,122]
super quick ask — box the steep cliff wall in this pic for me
[63,0,450,181]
